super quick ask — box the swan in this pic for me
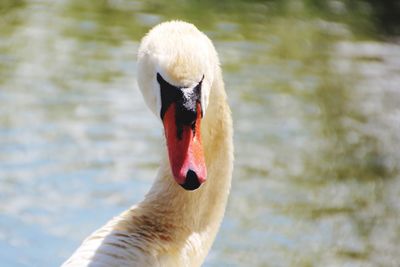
[61,20,233,267]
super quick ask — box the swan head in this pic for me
[137,21,217,191]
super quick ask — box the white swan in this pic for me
[62,20,233,267]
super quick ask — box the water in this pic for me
[1,1,400,266]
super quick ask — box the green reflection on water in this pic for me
[0,0,399,266]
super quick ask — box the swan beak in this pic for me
[162,102,207,191]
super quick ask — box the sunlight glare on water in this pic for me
[0,0,400,266]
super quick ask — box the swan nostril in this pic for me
[180,169,201,191]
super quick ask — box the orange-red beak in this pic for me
[162,102,207,190]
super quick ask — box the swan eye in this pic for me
[157,73,180,120]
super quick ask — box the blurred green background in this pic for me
[0,0,399,266]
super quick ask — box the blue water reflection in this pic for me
[1,0,400,266]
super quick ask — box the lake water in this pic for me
[1,0,400,266]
